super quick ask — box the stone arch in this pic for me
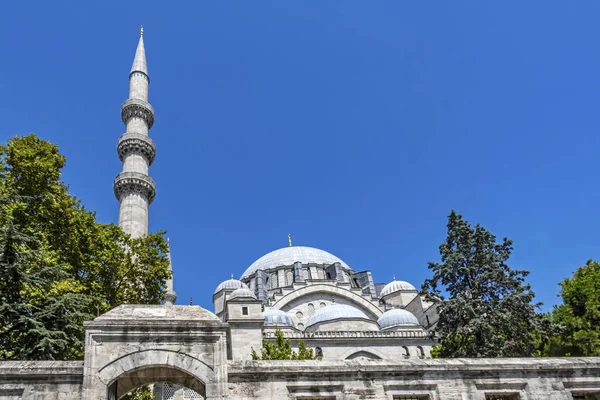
[273,284,383,318]
[340,347,387,360]
[99,349,216,399]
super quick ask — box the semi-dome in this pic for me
[214,278,248,294]
[380,279,417,297]
[262,308,295,327]
[241,246,351,279]
[229,288,257,300]
[377,308,420,329]
[306,304,370,328]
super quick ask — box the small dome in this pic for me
[306,304,370,328]
[229,288,257,300]
[377,308,420,329]
[214,278,248,294]
[380,279,417,297]
[241,246,351,279]
[262,308,295,327]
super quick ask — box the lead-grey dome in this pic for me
[262,308,295,327]
[377,308,420,329]
[241,246,351,279]
[229,288,257,300]
[380,279,417,297]
[306,304,370,328]
[214,278,248,294]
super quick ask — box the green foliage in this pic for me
[549,260,600,356]
[422,210,547,358]
[122,386,155,400]
[251,328,316,360]
[0,220,94,360]
[430,345,442,359]
[0,134,171,361]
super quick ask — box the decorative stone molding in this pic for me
[117,133,156,165]
[113,171,156,203]
[121,98,155,129]
[263,329,429,339]
[129,70,149,82]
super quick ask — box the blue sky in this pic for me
[1,2,599,311]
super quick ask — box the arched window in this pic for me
[402,346,410,359]
[315,347,323,359]
[417,346,425,359]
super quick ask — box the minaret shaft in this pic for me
[114,30,156,239]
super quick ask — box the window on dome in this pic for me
[242,307,248,316]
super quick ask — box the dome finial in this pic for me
[231,273,234,279]
[140,25,144,36]
[288,233,292,247]
[393,275,396,281]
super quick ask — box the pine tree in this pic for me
[422,210,545,358]
[0,220,94,360]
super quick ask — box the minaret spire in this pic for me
[164,238,177,306]
[130,27,148,78]
[114,28,156,238]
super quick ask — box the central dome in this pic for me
[241,246,351,279]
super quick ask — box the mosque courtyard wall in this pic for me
[1,357,600,399]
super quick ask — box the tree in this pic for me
[549,260,600,356]
[0,220,95,360]
[0,134,171,360]
[422,210,544,358]
[251,328,316,360]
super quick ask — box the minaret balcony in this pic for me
[117,133,156,165]
[121,98,155,129]
[113,171,156,203]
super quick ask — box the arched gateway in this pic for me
[81,305,228,400]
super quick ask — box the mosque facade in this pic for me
[0,29,599,400]
[213,244,438,363]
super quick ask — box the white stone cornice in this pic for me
[121,98,155,129]
[113,171,156,203]
[117,132,156,165]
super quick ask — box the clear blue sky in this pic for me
[1,2,599,311]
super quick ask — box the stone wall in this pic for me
[0,361,83,400]
[227,358,600,400]
[1,357,600,399]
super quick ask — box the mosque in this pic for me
[113,26,439,365]
[0,29,599,400]
[212,240,438,362]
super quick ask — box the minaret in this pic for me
[164,238,177,306]
[113,26,156,238]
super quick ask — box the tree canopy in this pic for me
[422,210,545,358]
[549,259,600,356]
[0,134,171,361]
